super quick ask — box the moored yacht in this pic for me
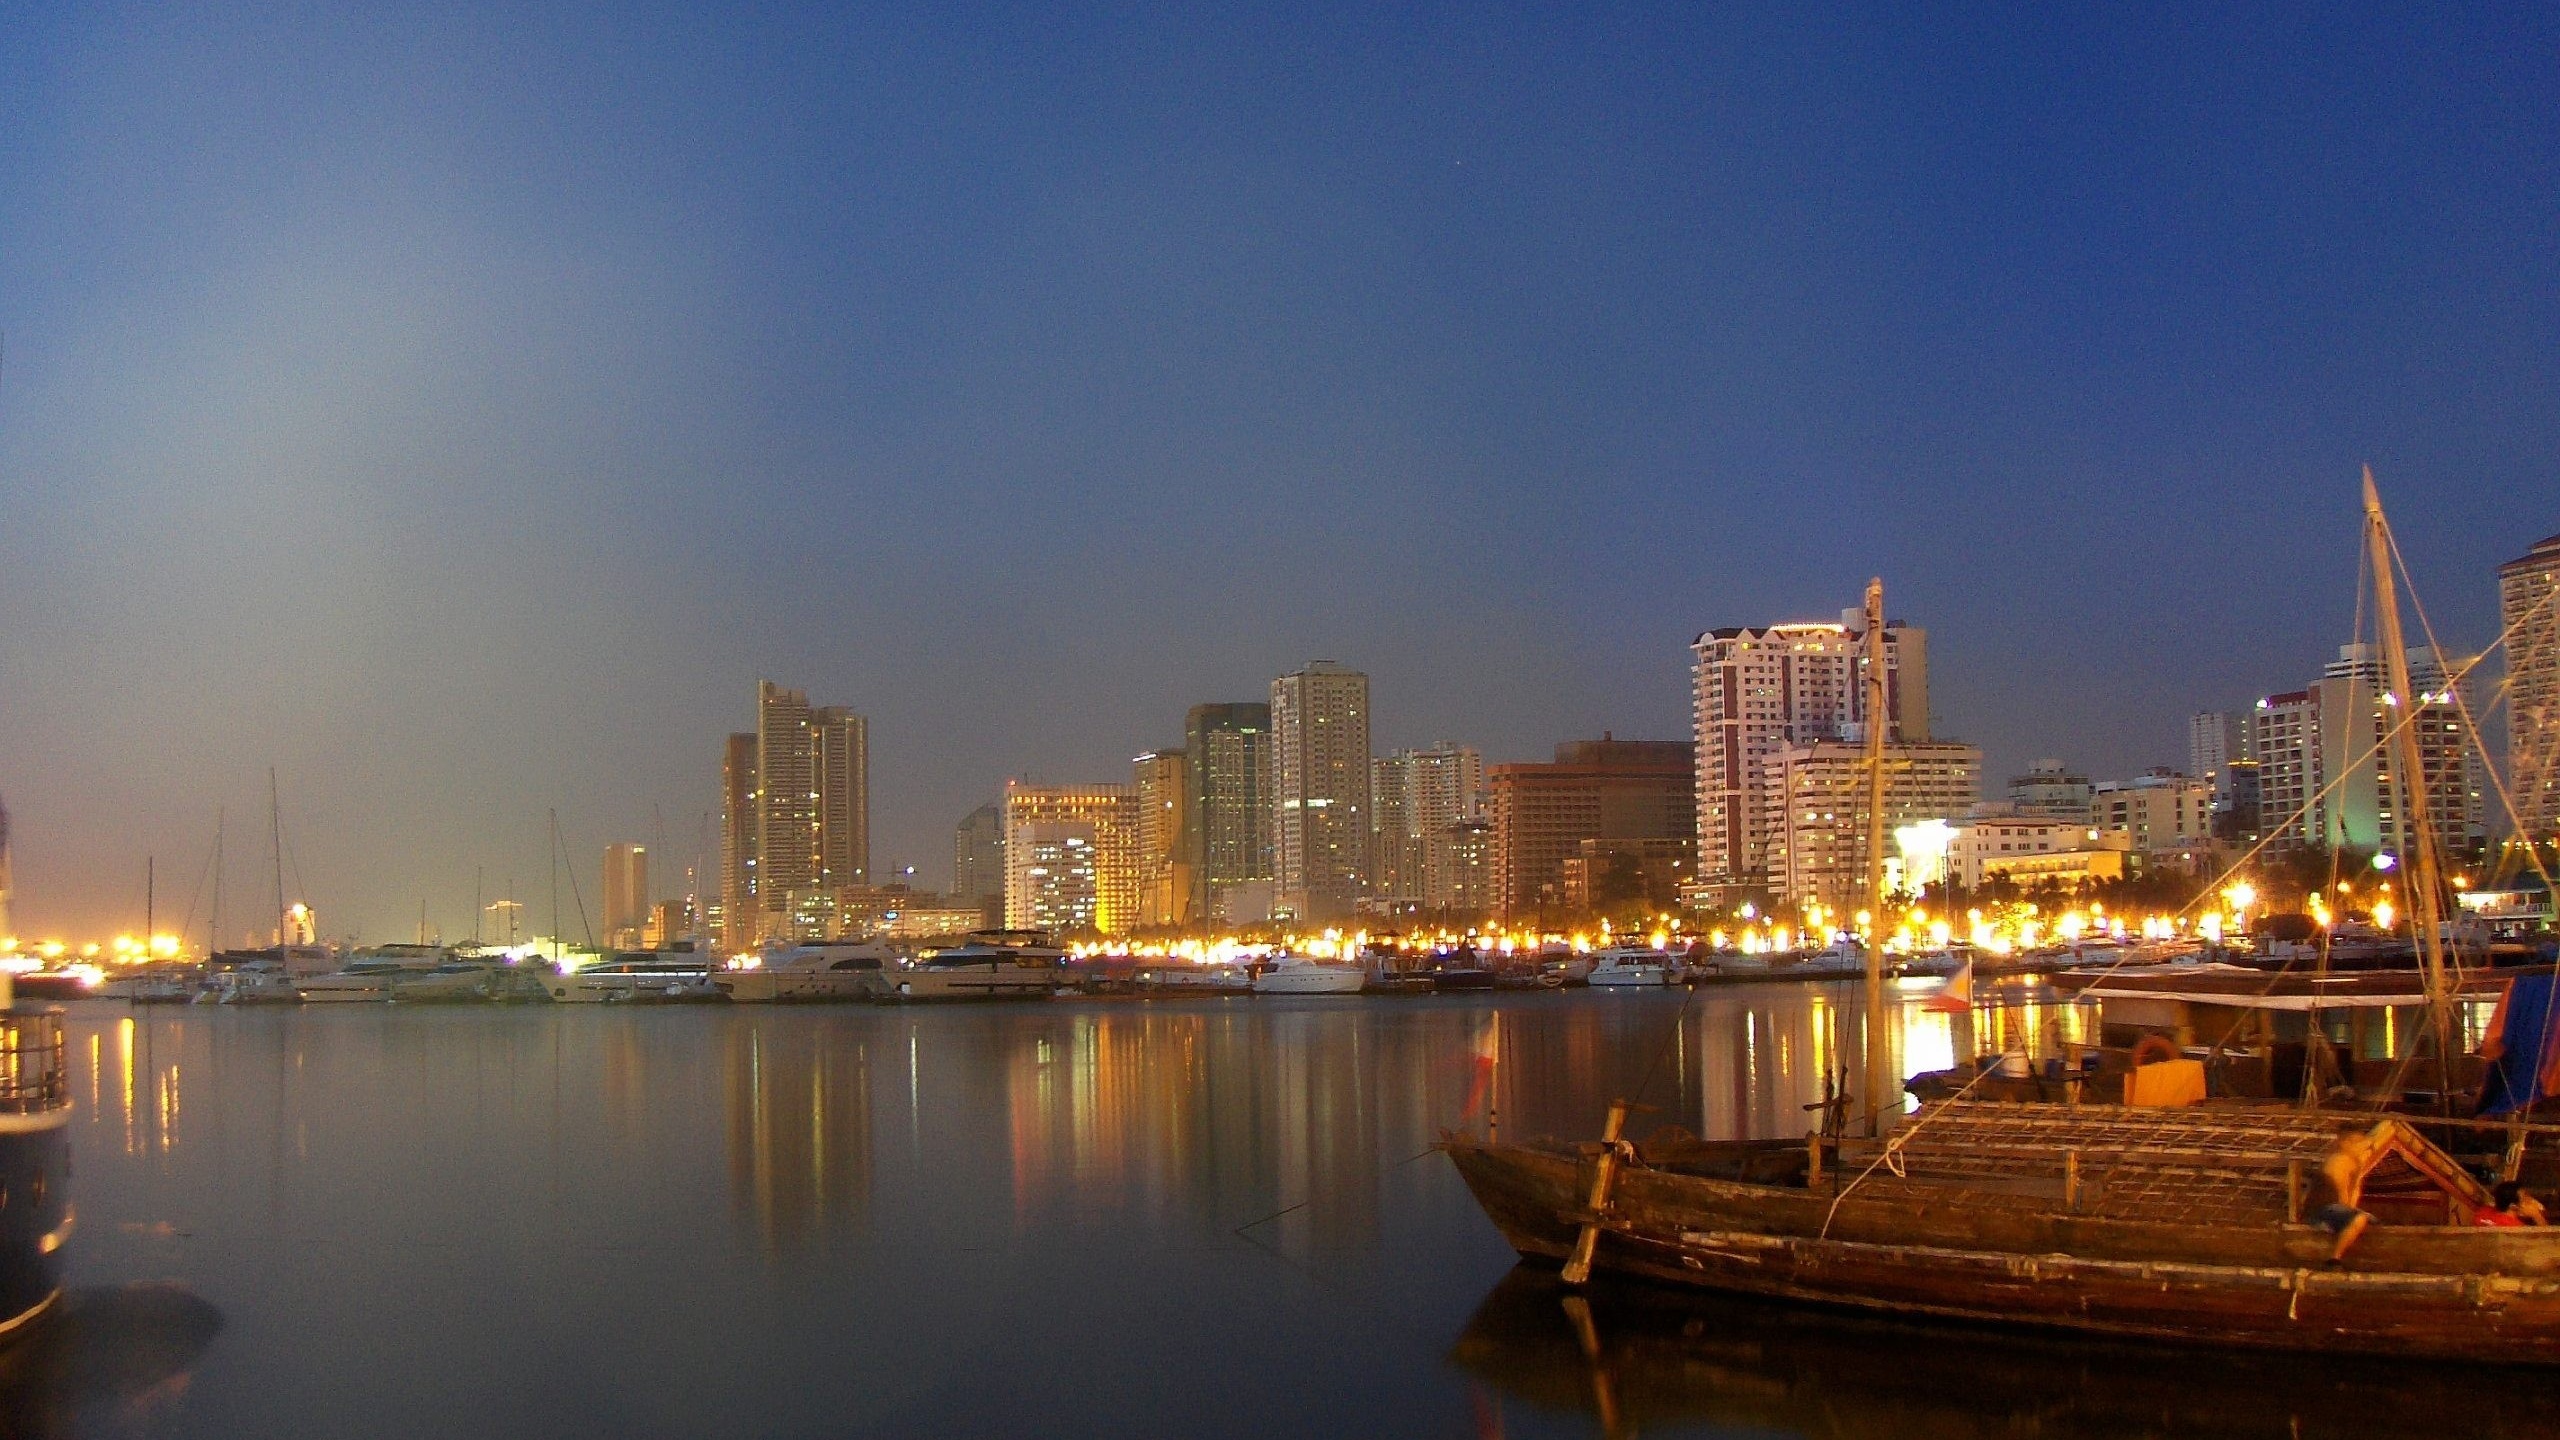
[1250,954,1366,994]
[881,931,1064,1001]
[198,956,301,1005]
[299,944,448,1003]
[1585,947,1682,987]
[544,946,719,1003]
[715,942,893,1003]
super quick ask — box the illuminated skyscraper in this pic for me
[718,733,757,949]
[1132,750,1192,927]
[1270,662,1371,921]
[1184,703,1272,921]
[722,681,870,947]
[2505,532,2560,845]
[1690,608,1928,898]
[813,705,869,892]
[1002,781,1142,934]
[2251,644,2483,856]
[1372,742,1483,912]
[602,843,649,949]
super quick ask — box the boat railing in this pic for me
[0,1007,68,1115]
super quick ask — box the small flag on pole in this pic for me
[1462,1013,1500,1127]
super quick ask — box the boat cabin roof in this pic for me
[1856,1101,2494,1226]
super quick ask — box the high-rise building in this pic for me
[2188,712,2246,789]
[1371,742,1484,912]
[1438,820,1495,917]
[602,843,649,949]
[1691,609,1928,897]
[2007,761,2094,823]
[2090,770,2215,853]
[1270,663,1373,921]
[1488,738,1694,921]
[717,733,758,950]
[2250,645,2485,855]
[953,802,1006,922]
[1185,703,1272,922]
[1132,749,1192,927]
[1764,740,1981,910]
[721,682,871,947]
[1002,781,1142,934]
[2505,532,2560,845]
[813,706,869,892]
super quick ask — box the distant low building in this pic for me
[2090,769,2214,853]
[2007,761,2094,824]
[1490,736,1693,921]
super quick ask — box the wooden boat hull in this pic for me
[1446,1139,2560,1361]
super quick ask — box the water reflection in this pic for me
[0,1285,223,1439]
[725,1020,871,1255]
[1453,1265,2560,1439]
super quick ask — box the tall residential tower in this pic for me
[1269,663,1372,922]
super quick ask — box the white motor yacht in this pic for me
[881,931,1064,1001]
[716,942,893,1002]
[200,958,301,1005]
[1250,954,1366,994]
[545,953,719,1004]
[1585,948,1681,987]
[387,960,507,1003]
[300,945,448,1002]
[1781,938,1867,977]
[1135,964,1253,992]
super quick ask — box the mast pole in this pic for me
[210,809,224,957]
[269,768,286,948]
[1861,577,1892,1136]
[145,855,154,953]
[2362,469,2456,1077]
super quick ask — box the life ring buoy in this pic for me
[2131,1033,2181,1068]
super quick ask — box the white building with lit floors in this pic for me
[1691,610,1928,901]
[2504,532,2560,848]
[1761,738,1979,911]
[1270,662,1372,921]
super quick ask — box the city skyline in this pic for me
[2,8,2555,938]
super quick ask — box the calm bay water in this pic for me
[14,987,2557,1438]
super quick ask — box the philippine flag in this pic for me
[1923,958,1974,1014]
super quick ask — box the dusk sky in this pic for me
[1,4,2553,941]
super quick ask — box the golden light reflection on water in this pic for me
[67,988,2052,1257]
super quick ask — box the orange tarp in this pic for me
[2123,1058,2207,1108]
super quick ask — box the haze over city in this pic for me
[2,5,2552,939]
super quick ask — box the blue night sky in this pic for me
[1,4,2553,939]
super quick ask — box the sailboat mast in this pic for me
[269,769,286,948]
[145,856,154,955]
[1861,577,1892,1134]
[210,809,224,956]
[2361,470,2456,1072]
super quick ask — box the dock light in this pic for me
[2374,900,2397,930]
[2224,882,2257,912]
[2373,853,2398,872]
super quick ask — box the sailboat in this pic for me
[201,773,318,1004]
[1446,483,2560,1360]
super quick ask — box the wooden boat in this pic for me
[1446,1098,2560,1361]
[1449,1264,2560,1437]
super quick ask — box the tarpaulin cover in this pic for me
[2477,975,2560,1115]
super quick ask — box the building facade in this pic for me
[1488,738,1694,921]
[1132,749,1192,928]
[813,706,869,894]
[2007,761,2094,823]
[1002,781,1142,935]
[952,802,1005,922]
[1763,740,1981,911]
[602,843,649,950]
[1184,703,1272,922]
[2090,770,2215,853]
[2251,645,2485,856]
[1691,611,1928,896]
[2506,532,2560,845]
[717,733,757,949]
[1371,742,1484,912]
[1269,663,1372,922]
